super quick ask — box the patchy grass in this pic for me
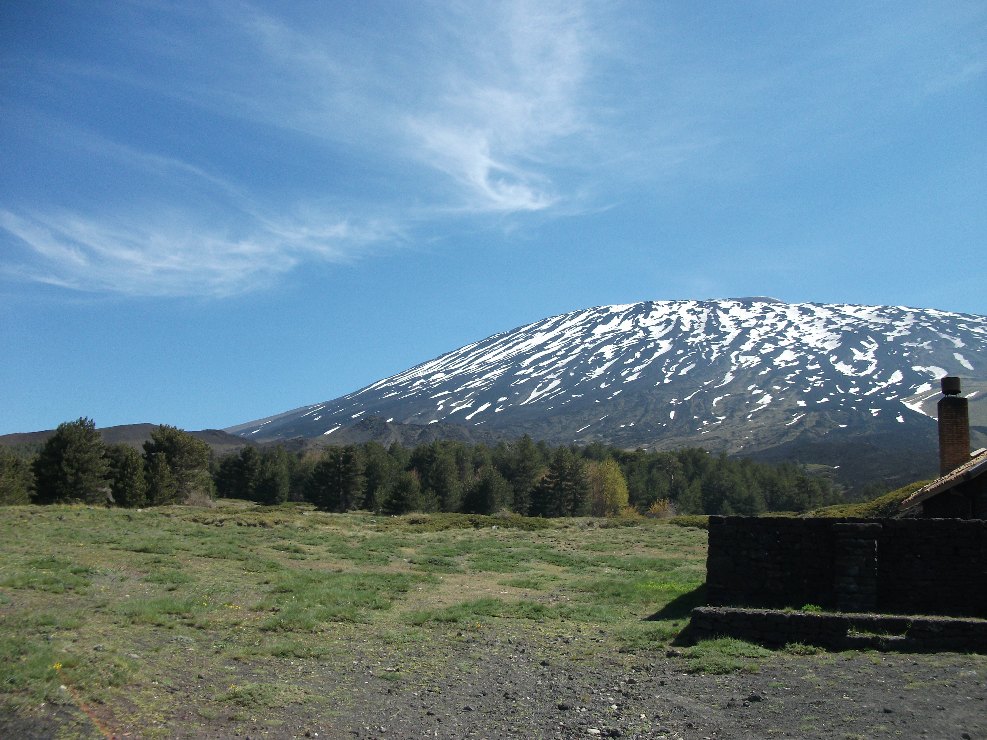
[500,573,561,590]
[0,502,709,734]
[683,637,773,674]
[785,642,825,655]
[257,569,426,628]
[0,556,96,593]
[112,595,211,626]
[613,620,687,650]
[213,681,311,709]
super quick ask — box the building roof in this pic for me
[899,449,987,512]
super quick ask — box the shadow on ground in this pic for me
[646,584,706,621]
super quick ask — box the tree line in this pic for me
[0,418,842,516]
[0,418,213,508]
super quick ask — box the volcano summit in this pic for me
[229,299,987,489]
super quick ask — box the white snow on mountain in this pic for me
[228,299,987,447]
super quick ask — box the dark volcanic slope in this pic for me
[228,299,987,483]
[0,424,248,455]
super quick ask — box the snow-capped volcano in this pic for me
[228,299,987,486]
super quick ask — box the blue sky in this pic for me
[1,1,984,435]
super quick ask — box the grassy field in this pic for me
[0,502,710,737]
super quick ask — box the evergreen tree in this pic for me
[142,426,213,504]
[562,451,590,516]
[201,436,842,517]
[145,452,179,505]
[0,448,34,505]
[676,479,703,514]
[618,451,650,510]
[647,453,685,507]
[236,446,264,500]
[462,465,512,514]
[255,446,291,506]
[32,417,109,504]
[362,441,399,512]
[382,470,423,515]
[677,448,712,483]
[432,448,461,512]
[106,443,147,508]
[307,445,364,511]
[531,446,588,517]
[410,443,461,512]
[214,446,290,505]
[289,452,318,502]
[581,441,611,462]
[497,434,544,515]
[468,444,493,477]
[699,458,765,515]
[214,453,242,499]
[387,442,411,469]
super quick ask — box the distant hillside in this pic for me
[0,419,505,460]
[0,424,249,457]
[264,416,508,454]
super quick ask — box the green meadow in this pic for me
[0,502,708,736]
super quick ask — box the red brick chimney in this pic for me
[938,376,970,475]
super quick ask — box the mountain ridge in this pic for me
[226,298,987,491]
[0,424,249,456]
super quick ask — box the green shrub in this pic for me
[667,515,709,529]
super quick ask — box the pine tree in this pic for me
[531,447,588,517]
[214,453,242,499]
[106,443,147,507]
[142,426,212,504]
[32,418,109,504]
[462,465,512,514]
[0,448,34,505]
[676,479,703,514]
[145,452,178,505]
[307,446,364,511]
[236,446,263,501]
[255,447,291,506]
[288,452,318,503]
[561,450,589,516]
[362,442,399,512]
[215,446,290,505]
[504,435,544,515]
[410,444,461,513]
[382,471,423,515]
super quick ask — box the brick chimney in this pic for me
[938,376,970,475]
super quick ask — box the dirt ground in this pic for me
[4,627,985,739]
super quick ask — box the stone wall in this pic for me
[680,606,987,653]
[876,519,987,617]
[706,516,987,618]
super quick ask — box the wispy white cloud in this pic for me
[0,0,604,297]
[400,1,593,212]
[1,0,982,299]
[0,208,394,297]
[221,0,597,212]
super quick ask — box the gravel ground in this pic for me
[4,628,986,739]
[326,632,987,740]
